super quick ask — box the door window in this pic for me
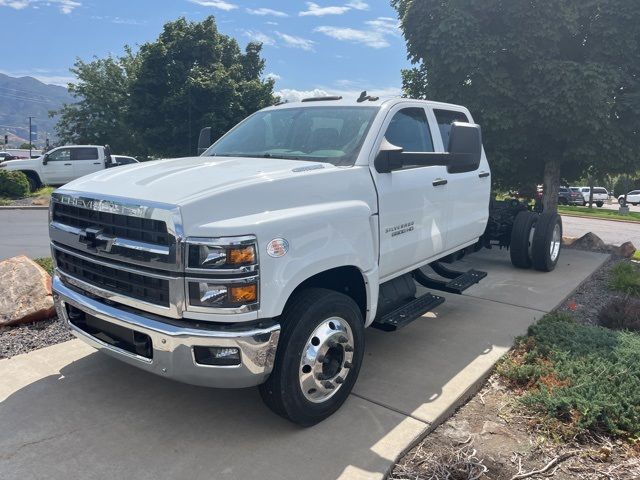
[384,108,434,154]
[71,147,99,160]
[434,109,469,151]
[47,148,71,162]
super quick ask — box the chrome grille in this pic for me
[55,248,171,307]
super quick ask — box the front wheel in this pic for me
[531,212,562,272]
[596,201,603,208]
[619,198,626,206]
[259,288,365,426]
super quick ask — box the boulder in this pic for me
[616,241,636,258]
[0,256,56,327]
[570,232,607,251]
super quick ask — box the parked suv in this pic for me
[558,186,583,205]
[578,187,608,207]
[618,190,640,206]
[49,96,563,425]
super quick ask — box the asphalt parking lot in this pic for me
[1,248,609,480]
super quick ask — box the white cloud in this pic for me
[242,30,276,46]
[275,31,315,51]
[315,17,400,48]
[275,86,401,103]
[265,72,281,81]
[265,21,279,25]
[0,69,76,87]
[0,0,81,14]
[346,1,368,10]
[299,2,349,17]
[246,7,288,17]
[187,0,237,11]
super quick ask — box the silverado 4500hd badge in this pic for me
[385,221,415,237]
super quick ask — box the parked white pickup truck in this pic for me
[0,145,123,191]
[49,96,562,425]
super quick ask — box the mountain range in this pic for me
[0,73,72,146]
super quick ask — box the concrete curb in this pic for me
[560,212,640,225]
[0,205,49,210]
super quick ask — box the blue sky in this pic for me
[1,0,410,100]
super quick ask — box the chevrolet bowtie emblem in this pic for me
[79,227,115,253]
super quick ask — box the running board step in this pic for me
[371,292,445,332]
[414,267,487,294]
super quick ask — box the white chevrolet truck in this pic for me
[50,96,562,426]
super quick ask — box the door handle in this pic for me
[64,163,72,166]
[479,171,490,178]
[432,178,448,187]
[93,162,101,165]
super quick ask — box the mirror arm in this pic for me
[399,152,449,168]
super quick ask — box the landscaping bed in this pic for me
[391,256,640,480]
[558,205,640,223]
[0,186,53,207]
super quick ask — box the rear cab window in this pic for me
[434,109,469,151]
[71,147,99,160]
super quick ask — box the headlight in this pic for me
[187,236,257,272]
[185,236,259,312]
[188,281,258,308]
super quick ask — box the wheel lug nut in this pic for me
[344,361,352,369]
[316,354,325,363]
[323,381,335,390]
[327,340,337,348]
[344,345,354,352]
[335,376,344,384]
[337,336,348,344]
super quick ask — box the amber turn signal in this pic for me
[228,246,256,265]
[229,284,257,303]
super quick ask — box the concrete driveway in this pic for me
[0,248,608,480]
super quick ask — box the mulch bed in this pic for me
[0,316,72,359]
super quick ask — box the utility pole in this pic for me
[28,116,34,158]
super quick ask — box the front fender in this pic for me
[190,200,378,323]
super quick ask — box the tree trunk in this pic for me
[542,160,560,212]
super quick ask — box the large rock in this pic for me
[616,241,636,258]
[570,232,607,251]
[0,256,55,327]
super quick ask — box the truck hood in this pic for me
[1,158,37,169]
[63,156,329,205]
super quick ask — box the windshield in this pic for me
[203,106,379,166]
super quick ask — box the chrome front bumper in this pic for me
[53,275,280,388]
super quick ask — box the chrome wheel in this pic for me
[550,223,561,262]
[299,316,354,403]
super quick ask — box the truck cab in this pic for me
[1,145,117,190]
[49,97,560,426]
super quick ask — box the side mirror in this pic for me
[447,122,482,173]
[42,154,49,165]
[374,138,404,173]
[197,127,213,155]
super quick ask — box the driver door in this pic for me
[370,105,450,281]
[41,147,73,185]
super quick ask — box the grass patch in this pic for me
[558,205,640,222]
[609,262,640,296]
[34,257,53,275]
[632,250,640,261]
[30,186,54,198]
[498,314,640,440]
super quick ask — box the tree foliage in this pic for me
[394,0,640,210]
[54,17,275,158]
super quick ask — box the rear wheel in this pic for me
[259,288,364,426]
[510,211,538,269]
[596,201,603,208]
[619,198,626,206]
[22,171,41,192]
[531,212,562,272]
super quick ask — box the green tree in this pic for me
[394,0,640,211]
[54,16,275,158]
[128,17,275,158]
[18,143,35,150]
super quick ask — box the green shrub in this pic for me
[499,314,640,439]
[34,257,53,276]
[0,169,30,198]
[610,262,640,296]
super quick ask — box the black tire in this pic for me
[510,211,538,269]
[559,197,568,205]
[596,202,603,208]
[22,171,41,192]
[531,212,562,272]
[259,288,365,426]
[618,198,626,206]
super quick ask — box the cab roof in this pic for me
[264,96,467,112]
